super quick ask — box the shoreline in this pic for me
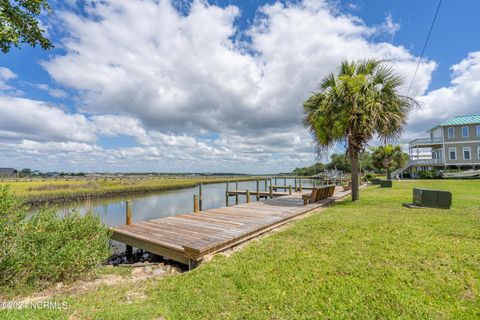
[24,183,199,206]
[7,176,307,206]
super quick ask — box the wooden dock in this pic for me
[227,190,289,197]
[111,188,351,269]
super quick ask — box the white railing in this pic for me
[409,137,443,146]
[391,158,444,178]
[409,158,443,165]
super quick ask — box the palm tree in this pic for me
[371,144,408,180]
[303,59,417,201]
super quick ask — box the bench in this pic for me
[302,185,335,205]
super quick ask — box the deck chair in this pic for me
[316,186,327,201]
[342,181,352,191]
[328,185,335,197]
[302,188,318,205]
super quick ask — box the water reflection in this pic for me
[32,179,316,227]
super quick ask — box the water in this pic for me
[28,178,319,254]
[33,178,317,227]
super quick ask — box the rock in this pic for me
[152,269,165,276]
[55,282,64,289]
[131,267,144,275]
[143,266,153,274]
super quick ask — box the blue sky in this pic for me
[1,0,479,173]
[352,0,479,90]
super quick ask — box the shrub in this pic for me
[0,185,111,293]
[364,173,375,182]
[418,170,436,179]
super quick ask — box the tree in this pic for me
[371,144,408,179]
[292,162,325,176]
[326,153,350,172]
[359,150,375,172]
[19,168,31,177]
[0,0,53,53]
[303,59,417,201]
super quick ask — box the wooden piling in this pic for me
[235,181,239,205]
[264,179,267,191]
[246,189,250,203]
[199,183,203,211]
[284,177,286,186]
[193,195,199,213]
[126,200,132,225]
[299,179,303,192]
[294,179,297,191]
[256,179,260,201]
[226,182,229,206]
[125,200,133,259]
[269,186,273,198]
[289,185,292,195]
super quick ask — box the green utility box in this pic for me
[371,178,381,185]
[403,188,452,209]
[379,180,393,188]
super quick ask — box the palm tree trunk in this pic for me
[349,148,360,201]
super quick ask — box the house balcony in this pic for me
[409,158,444,166]
[409,137,443,148]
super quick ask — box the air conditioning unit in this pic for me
[379,180,392,188]
[403,188,452,209]
[371,178,381,185]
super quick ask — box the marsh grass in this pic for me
[0,186,111,296]
[2,177,261,204]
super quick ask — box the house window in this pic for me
[463,147,471,160]
[448,127,455,138]
[449,147,457,160]
[476,125,480,137]
[462,126,469,137]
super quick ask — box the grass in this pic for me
[0,186,111,297]
[0,176,264,204]
[1,180,479,319]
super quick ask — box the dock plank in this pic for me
[111,188,352,267]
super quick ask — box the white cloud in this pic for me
[407,51,480,139]
[377,13,400,37]
[91,114,149,144]
[43,0,434,134]
[34,83,68,98]
[0,67,17,91]
[0,96,96,143]
[1,0,457,173]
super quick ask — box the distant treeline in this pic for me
[11,169,251,178]
[292,152,374,176]
[293,147,408,177]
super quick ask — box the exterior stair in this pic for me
[391,162,412,178]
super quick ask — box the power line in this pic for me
[407,0,443,96]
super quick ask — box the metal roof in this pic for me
[439,114,480,126]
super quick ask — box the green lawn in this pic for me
[2,180,480,319]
